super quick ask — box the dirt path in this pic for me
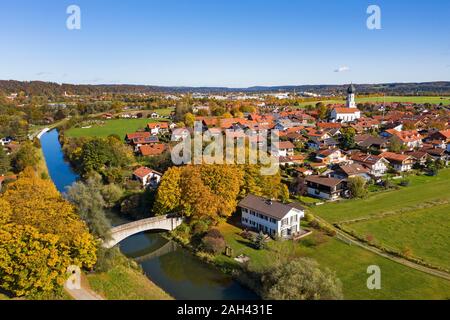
[64,273,104,300]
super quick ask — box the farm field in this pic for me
[309,169,450,280]
[310,169,450,224]
[295,96,450,107]
[215,222,450,300]
[65,118,165,139]
[346,203,450,270]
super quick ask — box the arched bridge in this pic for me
[103,214,183,249]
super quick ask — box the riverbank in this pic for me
[38,128,174,301]
[88,264,173,300]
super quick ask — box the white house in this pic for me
[238,194,305,239]
[350,153,389,177]
[133,167,162,188]
[274,141,295,157]
[380,152,414,172]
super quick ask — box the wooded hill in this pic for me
[1,80,449,96]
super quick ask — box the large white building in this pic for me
[330,84,361,123]
[238,194,305,239]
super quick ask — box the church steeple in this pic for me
[346,83,356,108]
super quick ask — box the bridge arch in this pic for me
[103,215,183,249]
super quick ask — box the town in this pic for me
[1,80,450,301]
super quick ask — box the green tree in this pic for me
[12,142,40,172]
[340,127,356,150]
[261,258,343,300]
[253,231,267,250]
[0,147,10,174]
[348,176,368,199]
[66,176,112,240]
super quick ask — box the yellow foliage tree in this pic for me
[0,169,97,297]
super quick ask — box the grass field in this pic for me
[65,118,164,139]
[215,222,450,300]
[310,169,450,224]
[295,96,450,107]
[88,265,173,300]
[347,203,450,270]
[308,169,450,276]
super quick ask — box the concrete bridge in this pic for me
[103,215,183,249]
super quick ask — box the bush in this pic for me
[304,213,315,223]
[399,178,410,187]
[191,220,210,236]
[202,234,226,254]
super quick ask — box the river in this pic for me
[40,129,258,300]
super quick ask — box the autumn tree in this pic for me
[0,170,97,297]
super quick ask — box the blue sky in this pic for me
[0,0,449,87]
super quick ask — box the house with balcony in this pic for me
[305,175,346,200]
[238,194,305,239]
[350,152,390,177]
[380,152,414,172]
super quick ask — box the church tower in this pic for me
[346,84,356,108]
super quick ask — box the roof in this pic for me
[338,163,370,176]
[147,122,169,129]
[139,144,166,156]
[126,132,151,140]
[305,175,344,188]
[385,129,423,143]
[333,108,360,114]
[347,84,356,94]
[278,141,295,149]
[379,152,411,163]
[350,153,387,168]
[133,167,161,178]
[238,194,304,220]
[0,175,17,184]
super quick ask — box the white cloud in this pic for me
[334,66,350,73]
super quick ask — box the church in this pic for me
[329,84,361,123]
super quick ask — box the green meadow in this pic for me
[216,223,450,300]
[65,118,165,139]
[308,169,450,277]
[310,169,450,224]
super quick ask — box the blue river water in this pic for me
[40,129,258,300]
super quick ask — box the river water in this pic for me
[40,129,258,300]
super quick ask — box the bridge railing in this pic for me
[110,214,182,233]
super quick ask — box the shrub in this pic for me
[253,231,267,250]
[304,213,315,223]
[399,178,410,187]
[202,234,226,254]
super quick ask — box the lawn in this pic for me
[310,169,450,224]
[295,96,450,107]
[88,265,173,300]
[215,222,450,300]
[346,203,450,270]
[65,118,165,139]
